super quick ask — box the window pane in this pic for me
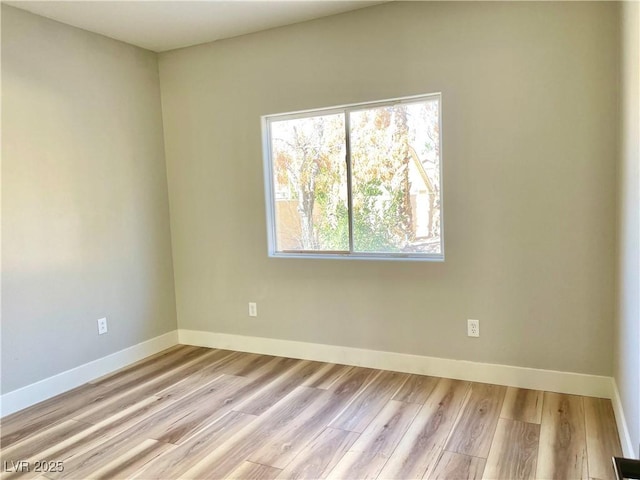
[270,113,348,252]
[350,100,441,254]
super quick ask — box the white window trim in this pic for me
[261,93,445,262]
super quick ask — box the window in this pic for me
[262,93,443,261]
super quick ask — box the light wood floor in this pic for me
[0,345,622,480]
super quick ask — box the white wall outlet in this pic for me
[467,319,480,337]
[97,317,108,335]
[248,302,257,317]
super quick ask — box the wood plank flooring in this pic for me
[0,345,622,479]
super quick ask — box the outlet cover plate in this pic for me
[467,319,479,337]
[97,317,108,335]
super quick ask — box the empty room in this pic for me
[1,1,639,479]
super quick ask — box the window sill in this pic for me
[269,252,445,262]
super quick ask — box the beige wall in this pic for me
[616,1,640,456]
[159,2,618,375]
[1,6,177,393]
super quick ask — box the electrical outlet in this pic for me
[467,319,479,337]
[97,317,108,335]
[248,302,257,317]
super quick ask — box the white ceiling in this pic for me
[5,0,386,52]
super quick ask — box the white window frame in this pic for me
[261,93,444,262]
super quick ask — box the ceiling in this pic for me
[4,1,386,52]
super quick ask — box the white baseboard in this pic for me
[611,378,636,458]
[4,327,628,455]
[0,330,179,418]
[178,329,613,399]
